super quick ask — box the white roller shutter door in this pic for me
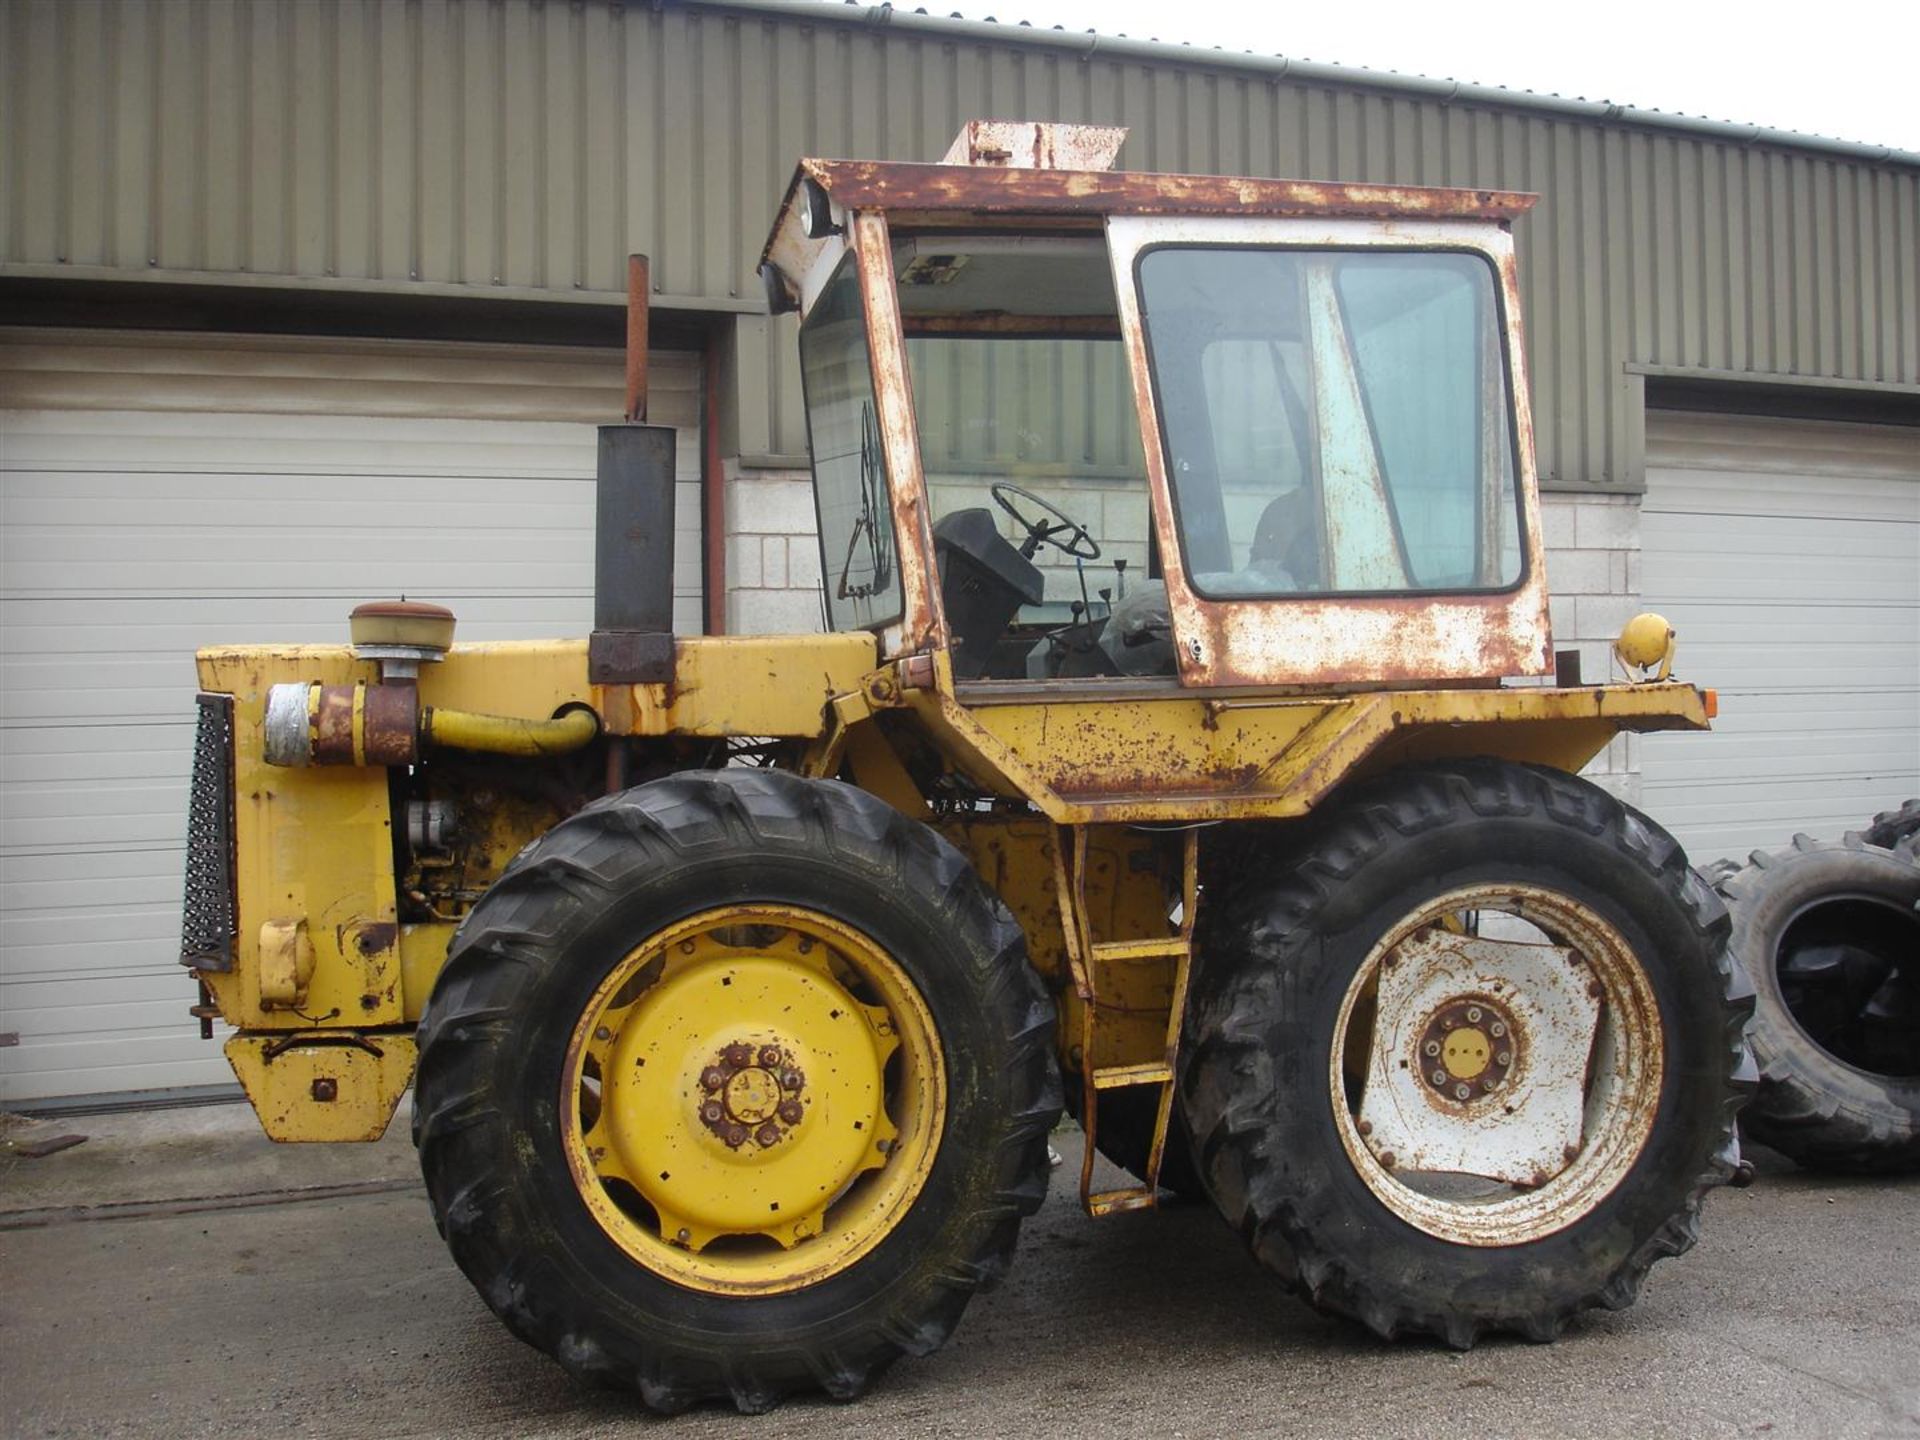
[1640,410,1919,864]
[0,330,703,1101]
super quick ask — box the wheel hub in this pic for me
[701,1045,808,1147]
[1419,997,1520,1104]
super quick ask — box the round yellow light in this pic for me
[1616,612,1674,671]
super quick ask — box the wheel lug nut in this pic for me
[700,1067,726,1092]
[702,1101,723,1123]
[593,1025,611,1042]
[1422,1040,1440,1057]
[755,1123,781,1147]
[780,1069,803,1091]
[1454,1083,1471,1100]
[759,1045,782,1068]
[1489,1021,1506,1037]
[724,1042,752,1068]
[1357,1119,1373,1137]
[778,1100,804,1124]
[1431,1070,1448,1087]
[1483,1077,1498,1091]
[1466,1006,1482,1024]
[725,1124,748,1147]
[1496,1051,1511,1067]
[1378,1151,1396,1169]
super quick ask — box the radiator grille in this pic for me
[179,693,237,971]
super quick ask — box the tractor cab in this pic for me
[760,121,1552,690]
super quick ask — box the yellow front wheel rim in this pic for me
[560,904,945,1296]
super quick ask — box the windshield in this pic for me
[800,255,901,631]
[1136,248,1522,598]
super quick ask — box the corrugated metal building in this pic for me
[2,0,1916,1101]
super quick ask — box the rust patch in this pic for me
[355,922,398,957]
[852,213,949,661]
[311,685,357,766]
[801,159,1536,225]
[938,120,1128,171]
[361,685,419,767]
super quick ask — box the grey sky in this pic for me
[867,0,1918,152]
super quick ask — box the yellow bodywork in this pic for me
[196,634,876,1140]
[894,671,1710,824]
[226,1032,418,1143]
[199,632,879,1020]
[195,628,1710,1146]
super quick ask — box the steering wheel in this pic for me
[990,482,1102,561]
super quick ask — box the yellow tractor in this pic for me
[181,122,1753,1412]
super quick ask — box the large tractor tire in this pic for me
[1716,835,1920,1174]
[1180,759,1754,1348]
[413,770,1061,1412]
[1857,799,1920,852]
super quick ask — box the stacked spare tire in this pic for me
[1712,801,1920,1174]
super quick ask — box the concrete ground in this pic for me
[1,1103,1915,1440]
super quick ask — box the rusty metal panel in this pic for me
[902,674,1713,825]
[793,159,1539,223]
[3,0,1915,487]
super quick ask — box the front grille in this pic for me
[179,693,237,971]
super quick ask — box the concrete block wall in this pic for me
[718,469,1647,802]
[723,462,824,634]
[1540,492,1644,804]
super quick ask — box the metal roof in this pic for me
[724,1,1920,168]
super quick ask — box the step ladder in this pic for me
[1050,825,1198,1217]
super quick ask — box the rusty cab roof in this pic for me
[759,121,1537,298]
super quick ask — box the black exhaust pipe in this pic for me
[589,255,677,685]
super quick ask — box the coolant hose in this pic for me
[424,705,599,757]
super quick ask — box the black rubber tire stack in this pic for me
[413,769,1061,1412]
[1715,832,1920,1175]
[1179,759,1755,1348]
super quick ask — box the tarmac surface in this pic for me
[1,1101,1916,1440]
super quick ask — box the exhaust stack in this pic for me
[589,254,677,685]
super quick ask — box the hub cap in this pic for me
[561,905,944,1295]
